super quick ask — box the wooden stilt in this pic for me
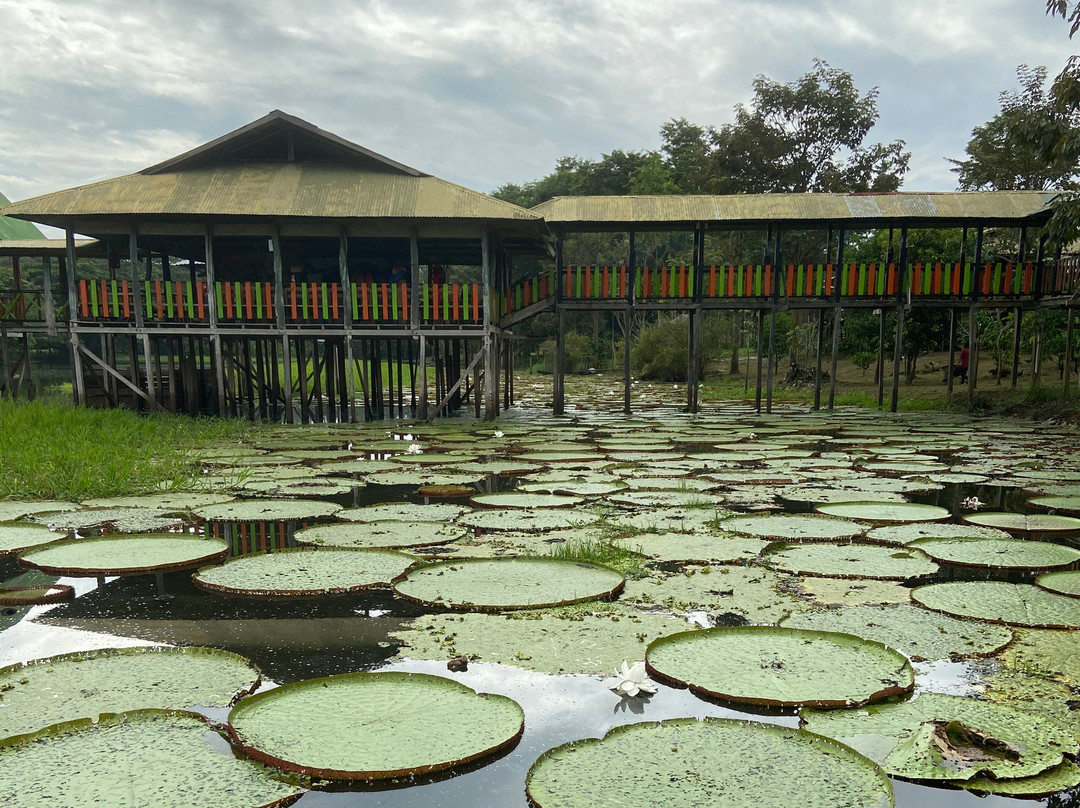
[554,307,566,415]
[754,309,764,413]
[765,307,776,414]
[1065,308,1075,396]
[687,308,701,412]
[418,335,428,419]
[890,305,904,413]
[946,309,957,407]
[968,305,979,409]
[1010,307,1023,389]
[813,308,825,410]
[876,309,886,409]
[828,306,842,410]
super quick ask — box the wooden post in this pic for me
[876,309,886,408]
[481,232,497,419]
[554,307,566,415]
[132,228,157,407]
[890,306,904,413]
[969,227,984,409]
[1010,307,1023,389]
[946,309,957,406]
[625,227,636,413]
[42,256,56,334]
[754,309,764,413]
[418,335,429,419]
[827,228,845,410]
[204,225,226,416]
[813,308,825,410]
[339,227,356,421]
[765,307,776,414]
[687,308,701,412]
[65,227,85,406]
[1065,307,1075,396]
[271,227,293,423]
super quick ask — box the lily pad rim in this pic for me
[17,534,230,577]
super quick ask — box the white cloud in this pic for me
[0,0,1075,201]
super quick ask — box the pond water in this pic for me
[4,393,1080,807]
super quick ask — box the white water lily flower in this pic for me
[406,443,424,455]
[493,430,504,439]
[402,433,414,441]
[610,660,656,698]
[962,496,985,510]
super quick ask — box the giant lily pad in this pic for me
[80,493,234,511]
[764,542,938,580]
[19,535,229,576]
[0,584,73,606]
[0,646,261,741]
[623,565,805,621]
[393,557,624,611]
[1028,495,1080,514]
[963,761,1080,797]
[866,522,1012,545]
[1000,629,1080,684]
[962,512,1080,536]
[613,532,767,564]
[294,521,465,549]
[645,625,913,708]
[390,607,689,674]
[227,671,523,780]
[525,717,894,808]
[790,577,913,606]
[801,692,1078,783]
[337,502,469,523]
[459,508,601,533]
[1037,570,1080,598]
[0,500,77,521]
[721,514,864,541]
[781,604,1012,662]
[0,710,304,808]
[0,522,65,556]
[815,502,950,524]
[31,507,185,534]
[910,537,1080,570]
[913,582,1080,628]
[470,492,583,509]
[194,499,341,523]
[192,548,415,598]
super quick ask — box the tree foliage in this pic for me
[951,65,1080,191]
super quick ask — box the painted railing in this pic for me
[286,281,344,323]
[563,266,630,300]
[149,280,208,321]
[79,279,135,320]
[637,266,695,299]
[217,281,273,323]
[352,281,408,323]
[0,290,51,321]
[507,268,557,313]
[419,282,483,323]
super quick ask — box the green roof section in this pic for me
[532,191,1060,228]
[0,191,44,241]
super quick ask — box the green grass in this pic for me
[546,537,649,579]
[0,400,252,501]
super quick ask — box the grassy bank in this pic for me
[0,401,251,501]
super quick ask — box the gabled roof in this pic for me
[0,190,44,240]
[0,112,542,228]
[533,191,1059,228]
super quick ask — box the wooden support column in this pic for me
[946,309,957,406]
[339,226,356,421]
[890,227,908,413]
[687,308,701,412]
[132,227,157,407]
[554,308,566,415]
[813,308,825,410]
[1065,308,1075,396]
[828,228,846,410]
[969,227,984,409]
[42,256,56,334]
[1011,307,1024,390]
[271,226,293,423]
[481,232,498,419]
[204,225,225,416]
[624,227,635,414]
[754,309,764,414]
[65,228,85,406]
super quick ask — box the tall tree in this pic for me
[661,60,910,194]
[950,65,1080,191]
[1041,1,1080,245]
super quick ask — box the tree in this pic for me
[660,60,910,195]
[1040,1,1080,246]
[950,65,1080,191]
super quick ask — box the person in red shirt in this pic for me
[428,257,446,286]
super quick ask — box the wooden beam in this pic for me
[65,227,85,406]
[429,343,485,420]
[77,343,167,411]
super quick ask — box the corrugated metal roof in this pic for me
[532,191,1059,226]
[0,191,46,240]
[0,238,98,256]
[0,164,542,225]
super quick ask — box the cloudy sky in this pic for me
[0,0,1075,210]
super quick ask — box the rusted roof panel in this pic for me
[0,164,541,224]
[533,191,1059,226]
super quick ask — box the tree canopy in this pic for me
[492,60,909,207]
[950,65,1080,191]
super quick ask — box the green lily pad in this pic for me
[801,692,1078,783]
[764,542,938,580]
[193,548,415,598]
[909,538,1080,570]
[469,492,583,509]
[337,502,470,523]
[1001,629,1080,684]
[614,533,767,564]
[526,717,894,808]
[0,710,304,808]
[394,557,624,611]
[646,626,913,708]
[294,521,465,549]
[814,502,950,523]
[0,584,73,606]
[865,522,1012,545]
[912,582,1080,628]
[0,646,261,741]
[459,508,602,533]
[0,501,78,521]
[721,514,864,541]
[390,607,690,674]
[623,565,806,621]
[963,512,1080,535]
[19,535,229,576]
[0,522,65,556]
[1028,495,1080,514]
[194,499,342,523]
[1037,570,1080,598]
[963,760,1080,797]
[80,493,235,511]
[31,507,185,534]
[790,577,913,606]
[227,671,523,780]
[239,479,357,498]
[781,604,1012,661]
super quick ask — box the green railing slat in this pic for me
[422,283,430,320]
